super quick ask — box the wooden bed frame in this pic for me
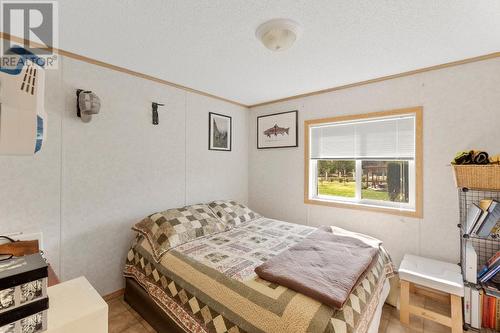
[124,277,185,333]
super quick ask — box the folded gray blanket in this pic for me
[254,226,379,309]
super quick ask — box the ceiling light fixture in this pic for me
[256,19,301,52]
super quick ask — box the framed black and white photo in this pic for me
[209,112,232,151]
[257,110,298,149]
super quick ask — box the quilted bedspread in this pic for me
[124,217,394,333]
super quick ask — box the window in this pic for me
[305,107,422,217]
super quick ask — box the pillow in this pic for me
[133,204,226,261]
[208,200,261,227]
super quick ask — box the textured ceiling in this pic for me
[58,0,500,105]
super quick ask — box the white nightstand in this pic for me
[46,276,108,333]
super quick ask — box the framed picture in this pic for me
[257,110,298,149]
[209,112,232,151]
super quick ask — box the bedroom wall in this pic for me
[249,57,500,268]
[0,56,249,295]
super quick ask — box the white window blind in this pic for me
[310,115,415,160]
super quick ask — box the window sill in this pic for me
[304,197,422,218]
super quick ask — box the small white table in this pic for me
[46,276,108,333]
[399,254,464,333]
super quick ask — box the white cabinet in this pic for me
[46,277,107,333]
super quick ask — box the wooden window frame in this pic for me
[304,106,423,218]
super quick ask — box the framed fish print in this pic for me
[257,110,298,149]
[209,112,232,151]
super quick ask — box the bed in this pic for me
[123,203,394,333]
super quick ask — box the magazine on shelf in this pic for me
[479,199,494,211]
[466,203,483,234]
[480,264,500,283]
[477,200,500,237]
[484,282,500,298]
[490,221,500,238]
[469,199,494,235]
[479,251,500,280]
[471,211,489,235]
[479,254,500,284]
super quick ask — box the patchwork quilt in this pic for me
[124,218,395,333]
[132,204,227,261]
[207,200,261,228]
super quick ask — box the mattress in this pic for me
[124,217,395,333]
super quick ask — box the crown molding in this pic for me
[0,32,248,108]
[3,32,499,110]
[249,51,500,108]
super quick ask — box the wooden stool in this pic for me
[399,254,464,333]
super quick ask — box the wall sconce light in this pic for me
[76,89,101,123]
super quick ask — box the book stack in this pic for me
[465,199,500,237]
[480,256,500,330]
[464,285,481,328]
[463,249,500,329]
[482,284,500,330]
[479,251,500,284]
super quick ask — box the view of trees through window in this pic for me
[317,160,356,198]
[317,160,409,203]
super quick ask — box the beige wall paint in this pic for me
[249,58,500,267]
[0,56,249,295]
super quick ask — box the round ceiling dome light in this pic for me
[256,19,301,52]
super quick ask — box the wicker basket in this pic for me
[452,164,500,190]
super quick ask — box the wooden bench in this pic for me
[399,254,464,333]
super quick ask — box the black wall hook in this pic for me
[152,102,165,125]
